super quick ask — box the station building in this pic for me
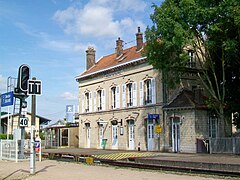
[75,27,222,152]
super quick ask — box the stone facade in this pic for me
[77,59,164,151]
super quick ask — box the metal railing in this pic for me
[209,137,240,154]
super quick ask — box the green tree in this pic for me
[145,0,240,136]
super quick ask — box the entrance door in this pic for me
[172,121,180,152]
[86,123,91,148]
[99,124,104,148]
[112,125,118,149]
[147,119,154,151]
[128,120,135,150]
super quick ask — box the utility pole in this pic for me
[30,77,36,174]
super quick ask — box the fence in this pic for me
[209,137,240,154]
[0,140,19,162]
[44,139,59,148]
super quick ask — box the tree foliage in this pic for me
[145,0,240,132]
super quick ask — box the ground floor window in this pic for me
[209,115,218,138]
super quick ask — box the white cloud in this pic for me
[53,5,119,38]
[41,39,88,52]
[53,0,147,39]
[61,92,78,100]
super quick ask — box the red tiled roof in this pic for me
[81,45,144,76]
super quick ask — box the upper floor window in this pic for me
[111,87,116,109]
[145,79,152,104]
[140,78,156,106]
[127,83,133,107]
[188,50,196,68]
[92,88,105,111]
[81,91,92,113]
[122,82,136,108]
[97,90,103,111]
[85,92,90,112]
[111,86,120,109]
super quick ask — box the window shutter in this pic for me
[122,84,126,108]
[133,82,137,106]
[81,93,85,113]
[116,86,120,108]
[89,92,92,112]
[139,81,143,106]
[93,91,97,112]
[102,89,105,110]
[151,78,156,104]
[110,88,113,109]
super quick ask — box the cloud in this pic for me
[41,39,89,52]
[15,22,45,38]
[53,5,119,37]
[53,0,147,39]
[14,22,90,53]
[61,91,78,100]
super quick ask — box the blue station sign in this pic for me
[148,114,160,120]
[1,91,14,107]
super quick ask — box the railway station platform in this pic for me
[42,148,240,176]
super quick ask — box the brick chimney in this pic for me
[136,27,143,51]
[86,47,96,70]
[115,37,123,58]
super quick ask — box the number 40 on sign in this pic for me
[19,117,28,127]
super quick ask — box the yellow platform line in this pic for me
[92,152,161,160]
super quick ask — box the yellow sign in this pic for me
[155,125,162,134]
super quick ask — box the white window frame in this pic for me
[111,87,117,109]
[85,92,90,112]
[126,83,133,107]
[144,79,152,105]
[188,50,196,68]
[141,78,156,105]
[97,89,105,111]
[209,116,218,138]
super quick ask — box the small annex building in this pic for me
[44,120,79,148]
[0,112,51,138]
[163,89,214,153]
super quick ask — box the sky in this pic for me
[0,0,162,124]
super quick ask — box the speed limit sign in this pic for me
[19,117,28,127]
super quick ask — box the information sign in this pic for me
[1,91,14,107]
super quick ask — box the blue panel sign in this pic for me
[1,91,14,107]
[148,114,160,120]
[66,105,74,122]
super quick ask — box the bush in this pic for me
[0,134,13,139]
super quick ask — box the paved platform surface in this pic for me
[42,148,240,175]
[0,159,220,180]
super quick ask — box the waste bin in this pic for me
[101,139,107,149]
